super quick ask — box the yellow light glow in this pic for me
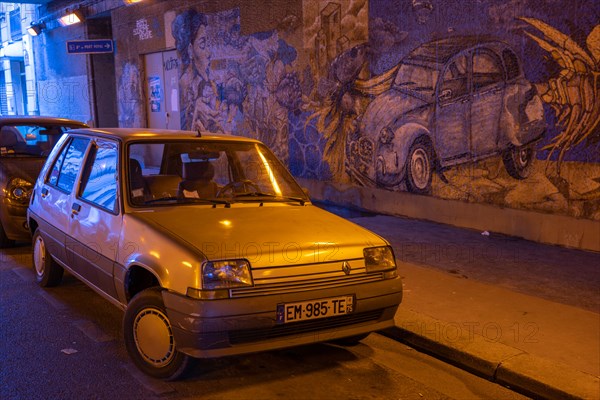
[219,220,232,227]
[256,145,282,196]
[58,12,82,26]
[123,0,144,4]
[149,251,160,259]
[182,261,193,268]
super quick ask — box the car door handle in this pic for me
[41,188,49,198]
[71,203,82,216]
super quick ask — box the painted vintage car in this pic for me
[0,116,88,247]
[27,128,402,380]
[347,36,546,194]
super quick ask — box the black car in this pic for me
[0,116,88,247]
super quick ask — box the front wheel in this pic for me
[503,144,536,180]
[123,288,193,380]
[405,139,433,194]
[32,229,63,287]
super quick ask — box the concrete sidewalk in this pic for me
[349,214,600,400]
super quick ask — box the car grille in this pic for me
[230,258,384,298]
[228,309,384,345]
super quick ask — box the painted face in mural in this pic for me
[189,25,210,78]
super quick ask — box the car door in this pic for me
[434,54,470,166]
[469,48,505,158]
[35,136,90,267]
[67,138,121,300]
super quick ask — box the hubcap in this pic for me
[133,308,175,367]
[33,236,45,277]
[411,148,430,190]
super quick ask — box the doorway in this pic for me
[144,50,180,130]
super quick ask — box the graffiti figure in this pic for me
[520,18,600,176]
[173,10,222,132]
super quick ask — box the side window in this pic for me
[502,49,520,80]
[440,55,468,101]
[79,139,119,212]
[49,137,90,193]
[472,50,503,91]
[48,139,71,186]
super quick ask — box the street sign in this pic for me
[66,39,114,54]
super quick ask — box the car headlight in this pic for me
[364,246,396,273]
[202,259,253,289]
[6,178,33,203]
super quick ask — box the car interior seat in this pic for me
[129,158,150,204]
[178,161,218,199]
[0,126,24,152]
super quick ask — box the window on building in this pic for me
[9,8,22,41]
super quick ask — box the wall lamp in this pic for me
[27,21,45,36]
[58,9,84,26]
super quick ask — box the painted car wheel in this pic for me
[503,144,536,180]
[123,288,193,380]
[406,140,433,194]
[32,229,64,287]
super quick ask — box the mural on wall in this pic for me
[294,0,600,220]
[170,8,304,163]
[118,62,143,128]
[155,0,599,221]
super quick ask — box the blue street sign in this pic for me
[66,39,114,54]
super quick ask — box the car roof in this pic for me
[405,36,508,66]
[66,127,263,144]
[0,116,88,127]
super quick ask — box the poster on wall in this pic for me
[149,76,162,112]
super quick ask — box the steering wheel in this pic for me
[216,179,261,197]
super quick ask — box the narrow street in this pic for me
[1,244,525,400]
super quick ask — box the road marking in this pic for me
[11,267,33,281]
[37,289,69,311]
[73,319,114,343]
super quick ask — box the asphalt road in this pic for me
[1,244,527,400]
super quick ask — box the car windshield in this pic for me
[0,125,73,157]
[393,62,440,99]
[128,140,308,206]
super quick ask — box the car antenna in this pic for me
[196,128,202,137]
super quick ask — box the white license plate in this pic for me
[276,295,354,324]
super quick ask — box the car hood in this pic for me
[128,204,388,268]
[0,158,46,184]
[360,89,430,136]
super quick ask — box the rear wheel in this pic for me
[32,229,63,287]
[406,139,433,194]
[123,288,193,380]
[503,144,536,179]
[0,222,15,248]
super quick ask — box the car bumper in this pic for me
[162,277,403,358]
[0,197,30,241]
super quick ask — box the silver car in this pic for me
[27,128,402,380]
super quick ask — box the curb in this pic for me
[383,309,600,400]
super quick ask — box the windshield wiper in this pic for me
[179,197,231,207]
[233,191,307,205]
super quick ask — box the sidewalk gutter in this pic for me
[383,309,600,400]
